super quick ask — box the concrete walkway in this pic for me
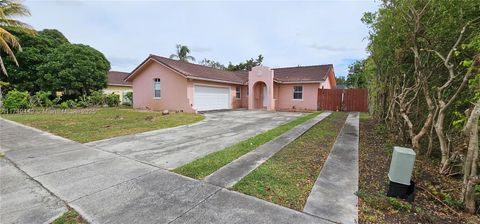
[0,157,67,224]
[86,110,304,169]
[303,112,359,224]
[205,112,332,188]
[0,118,332,224]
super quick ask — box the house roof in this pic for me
[272,64,333,83]
[150,55,247,84]
[126,54,333,84]
[108,71,132,86]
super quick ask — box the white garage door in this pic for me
[194,85,230,111]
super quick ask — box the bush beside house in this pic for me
[1,90,121,113]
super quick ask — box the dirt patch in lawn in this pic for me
[232,112,348,211]
[358,115,480,223]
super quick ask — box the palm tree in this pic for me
[169,44,195,62]
[0,0,34,76]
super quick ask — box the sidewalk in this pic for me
[0,157,67,224]
[303,112,359,224]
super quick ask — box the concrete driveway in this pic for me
[86,110,304,169]
[0,116,330,224]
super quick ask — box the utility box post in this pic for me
[387,146,416,202]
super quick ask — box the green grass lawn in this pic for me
[173,111,321,179]
[232,112,348,211]
[1,107,204,143]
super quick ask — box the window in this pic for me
[293,86,303,100]
[153,78,161,98]
[236,86,241,99]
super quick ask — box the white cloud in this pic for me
[23,0,378,76]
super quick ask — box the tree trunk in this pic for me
[436,109,450,172]
[462,100,480,213]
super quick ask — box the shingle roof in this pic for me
[272,64,333,83]
[127,54,333,84]
[151,55,246,84]
[108,71,132,86]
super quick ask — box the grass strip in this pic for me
[173,111,322,179]
[232,112,347,211]
[1,107,203,143]
[52,209,85,224]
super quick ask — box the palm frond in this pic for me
[0,27,20,50]
[0,36,18,66]
[0,0,32,76]
[0,0,31,18]
[169,54,179,59]
[0,18,34,34]
[0,55,7,76]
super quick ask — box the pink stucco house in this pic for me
[125,54,336,113]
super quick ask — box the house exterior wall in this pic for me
[131,61,193,112]
[130,62,334,113]
[320,79,331,89]
[276,83,319,111]
[248,66,275,110]
[103,85,132,103]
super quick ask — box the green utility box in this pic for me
[388,146,416,185]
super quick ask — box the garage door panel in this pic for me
[194,85,230,111]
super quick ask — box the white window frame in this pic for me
[235,86,241,100]
[153,78,161,99]
[293,85,303,100]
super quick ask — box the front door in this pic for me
[262,86,268,108]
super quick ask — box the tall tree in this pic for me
[1,29,69,92]
[38,44,110,96]
[335,76,346,85]
[346,60,368,88]
[363,0,480,213]
[200,58,226,70]
[169,44,195,62]
[227,54,263,71]
[0,0,34,76]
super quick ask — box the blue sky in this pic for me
[23,0,378,77]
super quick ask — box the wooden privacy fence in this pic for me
[318,88,368,112]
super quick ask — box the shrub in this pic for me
[2,90,31,111]
[76,95,89,108]
[89,90,105,106]
[105,93,120,107]
[124,92,133,104]
[52,96,61,105]
[32,91,53,107]
[58,100,76,109]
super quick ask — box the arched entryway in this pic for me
[252,81,268,109]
